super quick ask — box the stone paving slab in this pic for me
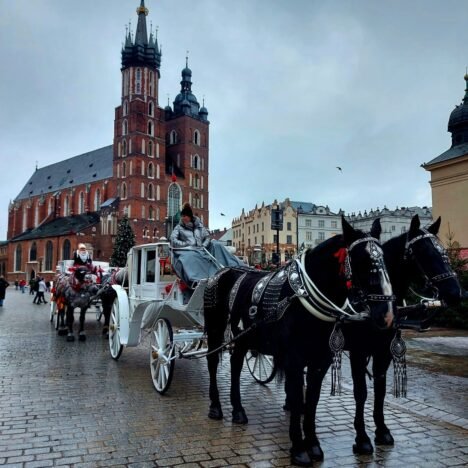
[0,289,467,467]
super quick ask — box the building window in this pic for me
[149,71,154,96]
[94,189,101,211]
[15,244,22,271]
[287,235,293,244]
[62,239,71,260]
[123,120,128,135]
[392,225,396,231]
[63,196,70,216]
[148,183,154,200]
[401,226,407,233]
[305,219,312,227]
[149,101,154,116]
[30,242,37,261]
[193,174,200,189]
[122,139,127,156]
[148,163,154,178]
[193,154,200,169]
[136,68,141,94]
[331,221,337,228]
[318,231,325,241]
[306,231,312,241]
[48,198,53,214]
[45,241,53,271]
[318,220,325,228]
[122,162,127,177]
[123,100,128,116]
[149,206,154,220]
[168,183,182,218]
[148,140,153,157]
[193,194,201,208]
[122,182,127,199]
[148,121,153,136]
[79,192,85,214]
[287,222,292,231]
[170,130,177,145]
[194,129,200,146]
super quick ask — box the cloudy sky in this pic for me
[1,0,467,238]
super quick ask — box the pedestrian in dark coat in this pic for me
[0,276,10,307]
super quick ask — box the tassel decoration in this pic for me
[329,322,345,396]
[391,329,407,398]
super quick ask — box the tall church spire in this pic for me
[121,0,161,70]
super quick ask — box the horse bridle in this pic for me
[297,236,395,322]
[346,236,396,303]
[404,229,457,289]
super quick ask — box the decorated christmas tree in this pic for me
[110,215,136,267]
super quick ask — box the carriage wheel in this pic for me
[109,298,124,360]
[246,351,277,384]
[150,318,175,394]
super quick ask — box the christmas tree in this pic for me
[110,215,136,267]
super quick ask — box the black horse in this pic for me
[342,214,462,455]
[204,217,396,466]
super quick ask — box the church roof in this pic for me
[10,213,100,242]
[15,145,113,201]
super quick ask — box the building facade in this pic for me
[5,1,210,281]
[347,206,433,242]
[423,74,468,257]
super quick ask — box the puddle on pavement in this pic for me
[403,328,468,378]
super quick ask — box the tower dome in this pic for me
[447,74,468,147]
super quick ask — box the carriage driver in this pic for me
[72,243,96,273]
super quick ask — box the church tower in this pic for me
[113,1,210,243]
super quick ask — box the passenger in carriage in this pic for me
[170,203,244,286]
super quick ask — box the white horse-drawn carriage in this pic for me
[108,241,276,393]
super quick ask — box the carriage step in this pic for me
[173,329,205,342]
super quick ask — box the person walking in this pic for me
[32,278,41,304]
[0,276,10,307]
[19,279,26,293]
[29,278,36,295]
[36,277,48,304]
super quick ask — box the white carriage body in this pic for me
[112,242,206,348]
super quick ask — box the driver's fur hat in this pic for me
[181,203,193,219]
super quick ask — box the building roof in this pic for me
[10,213,100,242]
[423,142,468,167]
[288,201,317,212]
[15,145,113,201]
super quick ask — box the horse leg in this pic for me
[65,306,75,342]
[101,296,112,337]
[286,364,314,467]
[57,305,67,336]
[373,350,394,446]
[207,329,224,420]
[302,363,329,462]
[230,336,249,424]
[78,307,86,341]
[350,351,373,454]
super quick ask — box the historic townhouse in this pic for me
[6,1,210,281]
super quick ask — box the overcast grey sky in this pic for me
[1,0,467,238]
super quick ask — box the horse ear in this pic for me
[342,216,359,246]
[370,218,382,240]
[409,214,420,236]
[427,216,441,235]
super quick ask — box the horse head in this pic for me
[74,266,89,283]
[342,216,395,329]
[403,215,462,307]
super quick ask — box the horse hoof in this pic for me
[208,406,223,420]
[79,333,86,342]
[232,409,248,425]
[66,334,75,342]
[290,449,313,467]
[353,437,374,455]
[58,329,67,336]
[375,430,394,446]
[305,444,324,461]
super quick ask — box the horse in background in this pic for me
[341,214,462,455]
[204,217,396,466]
[53,266,100,342]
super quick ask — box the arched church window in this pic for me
[30,242,37,262]
[148,163,154,178]
[148,121,153,136]
[170,130,177,145]
[193,154,200,169]
[78,192,85,214]
[62,239,71,260]
[123,100,128,116]
[148,183,154,200]
[94,189,101,211]
[122,139,127,157]
[168,183,182,218]
[122,162,127,178]
[15,244,22,271]
[136,68,141,94]
[123,120,128,135]
[149,206,154,220]
[45,241,53,271]
[149,101,154,116]
[122,183,127,199]
[148,140,153,157]
[194,129,200,146]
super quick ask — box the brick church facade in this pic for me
[6,0,210,282]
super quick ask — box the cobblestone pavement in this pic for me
[0,289,467,467]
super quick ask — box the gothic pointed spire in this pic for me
[135,0,149,46]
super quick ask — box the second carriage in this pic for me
[108,241,277,394]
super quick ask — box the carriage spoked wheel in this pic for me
[109,298,123,360]
[150,318,175,394]
[245,350,277,384]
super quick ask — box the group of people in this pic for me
[32,277,49,304]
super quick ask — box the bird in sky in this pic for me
[336,166,342,172]
[220,213,226,216]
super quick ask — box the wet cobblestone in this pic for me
[0,289,467,466]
